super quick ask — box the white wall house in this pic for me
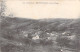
[68,35,76,40]
[32,35,39,40]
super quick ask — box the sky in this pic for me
[5,0,80,19]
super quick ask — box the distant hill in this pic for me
[1,16,80,34]
[67,18,80,35]
[1,17,74,33]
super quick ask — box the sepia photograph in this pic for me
[0,0,80,52]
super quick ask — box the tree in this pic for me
[0,0,6,16]
[0,0,6,22]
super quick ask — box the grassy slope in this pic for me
[0,16,80,52]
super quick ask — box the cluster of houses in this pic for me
[20,31,59,44]
[19,30,78,45]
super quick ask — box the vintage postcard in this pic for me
[0,0,80,52]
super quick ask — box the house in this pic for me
[32,35,40,40]
[68,35,76,40]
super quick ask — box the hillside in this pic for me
[0,16,80,52]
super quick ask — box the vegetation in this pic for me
[0,16,80,52]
